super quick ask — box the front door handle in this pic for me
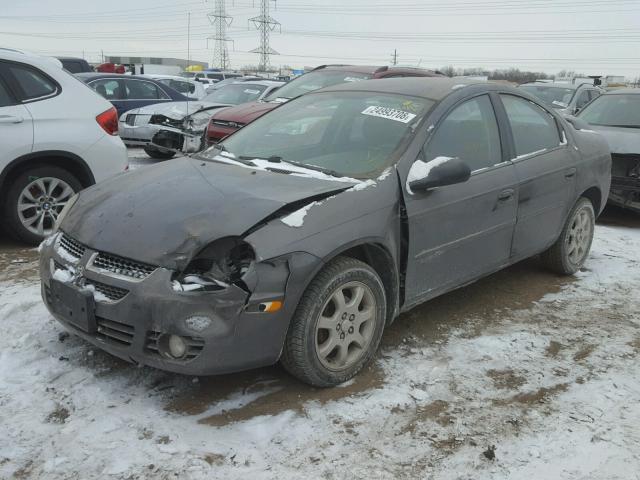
[0,115,24,124]
[497,189,515,201]
[565,168,577,179]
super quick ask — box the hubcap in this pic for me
[315,281,377,371]
[566,207,593,265]
[17,177,75,237]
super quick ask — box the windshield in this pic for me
[263,70,371,102]
[519,85,576,108]
[578,94,640,128]
[200,91,433,179]
[201,83,267,104]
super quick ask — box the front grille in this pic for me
[145,330,205,361]
[92,252,156,280]
[59,234,85,259]
[96,317,134,346]
[83,278,129,302]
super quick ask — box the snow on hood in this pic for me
[60,158,353,270]
[587,125,640,154]
[130,101,231,119]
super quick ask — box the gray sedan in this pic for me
[577,88,640,213]
[40,78,610,387]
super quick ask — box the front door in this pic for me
[403,94,518,306]
[498,94,576,259]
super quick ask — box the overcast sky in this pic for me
[1,0,639,79]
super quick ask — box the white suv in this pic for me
[0,49,128,244]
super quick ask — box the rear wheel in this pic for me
[541,197,595,275]
[2,165,81,244]
[143,146,175,160]
[281,257,387,387]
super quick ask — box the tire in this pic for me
[143,146,175,160]
[281,256,387,387]
[2,165,82,245]
[541,197,595,275]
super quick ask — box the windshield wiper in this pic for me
[238,155,343,178]
[205,144,256,166]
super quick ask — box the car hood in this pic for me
[125,101,231,120]
[211,101,279,123]
[61,158,354,270]
[587,125,640,154]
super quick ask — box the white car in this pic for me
[141,74,206,100]
[119,80,284,159]
[0,49,128,244]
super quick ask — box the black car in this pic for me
[40,78,611,387]
[56,57,92,74]
[76,73,188,117]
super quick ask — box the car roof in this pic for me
[76,72,163,81]
[56,56,88,62]
[143,74,198,82]
[603,88,640,95]
[228,80,284,87]
[521,82,580,90]
[314,77,487,101]
[0,48,63,69]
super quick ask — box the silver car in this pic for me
[577,88,640,213]
[119,80,284,159]
[519,82,604,115]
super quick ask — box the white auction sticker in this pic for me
[361,105,417,123]
[244,89,260,94]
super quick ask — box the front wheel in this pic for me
[281,256,387,387]
[541,197,595,275]
[143,146,175,160]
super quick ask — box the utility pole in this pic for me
[207,0,233,70]
[391,49,398,66]
[249,0,281,72]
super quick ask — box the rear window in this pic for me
[263,70,371,102]
[519,85,575,108]
[62,60,86,74]
[8,64,57,100]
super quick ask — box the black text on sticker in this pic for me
[361,106,417,123]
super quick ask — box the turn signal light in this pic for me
[259,301,283,313]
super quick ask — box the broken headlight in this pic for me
[172,237,255,292]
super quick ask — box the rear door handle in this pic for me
[497,189,515,201]
[565,168,577,179]
[0,115,24,124]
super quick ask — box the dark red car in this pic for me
[206,64,441,143]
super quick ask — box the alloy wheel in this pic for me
[17,177,75,237]
[566,206,593,265]
[315,281,377,371]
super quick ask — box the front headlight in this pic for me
[172,237,256,292]
[54,193,78,233]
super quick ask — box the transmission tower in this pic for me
[207,0,233,70]
[249,0,280,71]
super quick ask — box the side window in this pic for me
[424,95,502,172]
[575,90,591,109]
[7,64,56,100]
[500,94,560,157]
[207,73,224,82]
[125,80,169,100]
[168,79,195,95]
[89,79,122,100]
[0,79,14,107]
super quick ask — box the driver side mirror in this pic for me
[407,157,471,193]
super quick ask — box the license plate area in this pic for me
[50,279,96,333]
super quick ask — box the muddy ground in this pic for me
[1,152,639,479]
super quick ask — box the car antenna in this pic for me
[186,12,191,118]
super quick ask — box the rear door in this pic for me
[0,61,35,163]
[121,79,171,113]
[499,94,576,259]
[403,94,518,304]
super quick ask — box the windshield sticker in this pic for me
[361,105,417,123]
[344,76,365,82]
[243,89,261,94]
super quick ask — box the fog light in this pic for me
[184,316,212,332]
[168,335,187,359]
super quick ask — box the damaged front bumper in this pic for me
[39,232,320,375]
[609,154,640,213]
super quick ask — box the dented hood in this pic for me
[127,101,231,120]
[62,158,351,270]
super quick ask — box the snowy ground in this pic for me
[1,150,639,479]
